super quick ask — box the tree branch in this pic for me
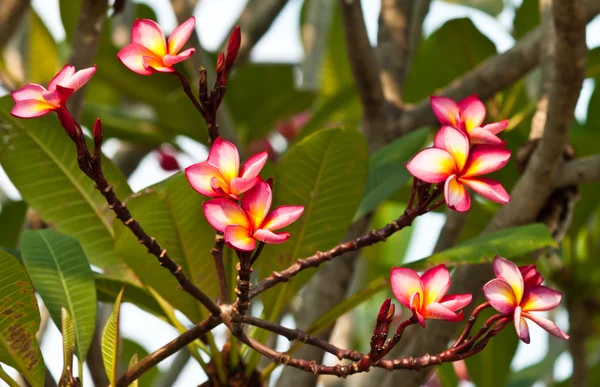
[554,154,600,187]
[0,0,29,49]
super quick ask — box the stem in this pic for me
[211,232,229,304]
[0,366,19,387]
[233,260,253,317]
[172,70,206,118]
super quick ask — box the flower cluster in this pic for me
[186,138,304,252]
[406,96,511,212]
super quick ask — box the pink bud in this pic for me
[225,26,241,71]
[93,119,103,143]
[56,107,79,142]
[157,146,181,171]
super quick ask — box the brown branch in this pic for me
[211,232,229,304]
[116,316,221,387]
[554,154,600,187]
[0,0,29,49]
[567,296,589,387]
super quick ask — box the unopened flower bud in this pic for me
[93,118,103,157]
[157,146,181,171]
[225,25,241,72]
[377,298,392,323]
[216,52,225,75]
[56,107,79,143]
[199,67,208,101]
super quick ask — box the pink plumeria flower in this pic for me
[11,65,96,118]
[186,138,268,200]
[390,264,472,327]
[406,125,511,212]
[203,181,304,251]
[117,17,196,75]
[431,95,508,146]
[483,256,569,344]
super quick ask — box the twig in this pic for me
[211,232,229,304]
[554,154,600,187]
[172,69,206,119]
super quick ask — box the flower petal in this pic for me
[241,181,272,230]
[468,127,505,146]
[117,43,158,75]
[439,294,473,311]
[240,151,269,179]
[482,278,517,314]
[261,205,304,231]
[421,264,451,305]
[48,65,75,91]
[11,84,46,102]
[162,48,195,66]
[254,229,290,244]
[60,66,96,91]
[444,175,471,212]
[406,148,456,183]
[142,55,173,73]
[230,176,261,196]
[458,95,486,132]
[168,16,195,54]
[423,302,464,322]
[132,19,167,57]
[482,119,508,135]
[224,225,256,252]
[185,162,226,197]
[430,96,460,126]
[462,146,511,178]
[523,312,569,340]
[460,177,510,204]
[10,100,56,118]
[514,306,531,344]
[390,267,423,310]
[522,286,562,312]
[202,199,250,232]
[493,256,524,304]
[433,125,470,171]
[207,138,240,182]
[520,265,543,289]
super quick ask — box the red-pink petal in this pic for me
[202,198,250,232]
[483,278,517,314]
[421,264,451,305]
[514,306,531,344]
[261,205,304,231]
[520,265,543,288]
[254,229,290,244]
[207,138,240,182]
[11,84,46,102]
[439,294,473,311]
[460,177,510,204]
[458,95,486,132]
[53,85,74,104]
[163,49,195,66]
[390,267,423,310]
[522,286,562,312]
[185,162,225,197]
[444,175,471,212]
[468,127,505,146]
[240,151,269,179]
[493,256,524,304]
[142,55,173,73]
[60,66,96,91]
[168,16,195,54]
[406,148,456,183]
[10,100,56,118]
[430,96,460,126]
[48,65,75,91]
[482,119,508,135]
[224,225,256,252]
[423,302,464,322]
[117,43,158,75]
[433,125,470,172]
[241,181,272,231]
[462,146,511,178]
[523,312,569,340]
[230,176,261,196]
[132,18,167,57]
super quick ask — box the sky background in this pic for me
[1,0,594,385]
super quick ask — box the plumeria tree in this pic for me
[0,1,598,387]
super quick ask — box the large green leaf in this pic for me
[513,0,540,40]
[27,10,60,84]
[354,128,430,220]
[586,47,600,78]
[60,307,76,383]
[440,0,504,16]
[102,287,124,386]
[258,127,369,297]
[404,18,496,103]
[20,230,97,361]
[114,173,218,322]
[0,96,133,276]
[0,201,27,249]
[59,0,83,43]
[0,250,45,387]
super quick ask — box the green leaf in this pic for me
[114,173,219,322]
[507,336,566,387]
[465,308,520,387]
[513,0,540,40]
[440,0,504,16]
[128,354,139,387]
[404,18,496,103]
[0,201,27,249]
[258,127,369,298]
[0,96,133,276]
[405,224,556,270]
[20,230,97,361]
[354,128,430,220]
[0,250,45,387]
[60,307,76,383]
[59,0,82,43]
[102,287,125,386]
[27,10,59,83]
[437,362,459,387]
[586,47,600,78]
[120,340,160,387]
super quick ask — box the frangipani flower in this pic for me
[203,181,304,251]
[431,95,508,146]
[390,264,472,327]
[483,256,569,344]
[117,17,195,75]
[186,138,268,200]
[406,125,511,212]
[11,65,96,118]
